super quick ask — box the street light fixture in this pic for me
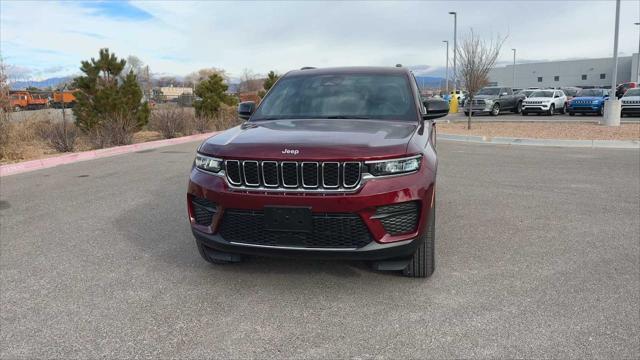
[449,11,457,90]
[443,40,449,95]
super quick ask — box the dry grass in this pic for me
[1,105,241,165]
[438,122,640,141]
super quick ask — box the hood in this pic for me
[474,94,499,100]
[622,96,640,102]
[198,119,418,161]
[525,97,553,102]
[572,96,605,102]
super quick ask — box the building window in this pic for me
[600,73,606,79]
[537,77,543,82]
[554,76,559,82]
[581,74,587,80]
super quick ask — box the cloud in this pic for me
[1,0,638,80]
[77,1,153,21]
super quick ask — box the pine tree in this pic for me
[194,73,236,118]
[263,71,279,91]
[72,48,149,140]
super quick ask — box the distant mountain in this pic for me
[9,76,74,90]
[414,76,446,89]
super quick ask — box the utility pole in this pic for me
[512,48,517,89]
[635,22,640,83]
[603,0,621,126]
[449,12,458,90]
[443,40,449,95]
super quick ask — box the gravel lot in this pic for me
[1,140,639,358]
[438,122,640,140]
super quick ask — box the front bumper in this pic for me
[522,104,550,112]
[568,105,602,113]
[193,228,422,261]
[187,160,435,260]
[621,106,640,115]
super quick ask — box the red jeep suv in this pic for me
[187,66,448,277]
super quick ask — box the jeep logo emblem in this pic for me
[281,149,300,155]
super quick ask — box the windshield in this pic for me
[477,88,501,95]
[252,73,417,121]
[623,88,640,97]
[518,90,535,97]
[577,89,605,97]
[530,91,554,98]
[562,88,579,96]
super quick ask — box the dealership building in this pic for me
[488,53,639,89]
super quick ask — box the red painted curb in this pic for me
[0,132,218,177]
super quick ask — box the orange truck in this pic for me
[9,91,49,111]
[51,90,77,108]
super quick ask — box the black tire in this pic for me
[547,104,555,116]
[464,111,469,116]
[514,101,522,114]
[598,106,604,116]
[196,241,239,265]
[490,103,500,116]
[569,112,575,116]
[522,111,528,116]
[560,103,567,114]
[403,200,435,278]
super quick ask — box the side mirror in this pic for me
[422,98,449,121]
[500,92,508,97]
[554,94,560,98]
[237,101,255,120]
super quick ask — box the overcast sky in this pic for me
[1,0,639,80]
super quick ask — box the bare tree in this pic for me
[185,68,228,87]
[124,55,152,99]
[457,29,506,129]
[238,68,263,93]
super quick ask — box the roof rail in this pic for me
[300,67,316,70]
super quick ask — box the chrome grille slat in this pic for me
[301,162,319,188]
[322,162,340,188]
[242,161,260,187]
[281,162,299,188]
[223,159,362,192]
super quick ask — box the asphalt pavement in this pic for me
[1,140,639,358]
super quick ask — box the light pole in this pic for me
[449,11,457,90]
[443,40,449,95]
[635,22,640,83]
[603,0,621,126]
[512,48,517,89]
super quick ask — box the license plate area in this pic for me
[264,206,312,233]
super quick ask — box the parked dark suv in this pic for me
[187,66,447,277]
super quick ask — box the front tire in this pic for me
[560,103,567,114]
[514,101,522,114]
[598,106,604,116]
[569,112,575,116]
[403,200,435,278]
[490,103,500,116]
[547,104,555,116]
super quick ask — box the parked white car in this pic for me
[522,89,567,116]
[621,88,640,117]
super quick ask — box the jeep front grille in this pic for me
[223,160,362,192]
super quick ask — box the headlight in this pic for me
[484,99,494,104]
[592,100,599,104]
[366,155,421,176]
[195,153,222,173]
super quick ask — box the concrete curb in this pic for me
[438,133,640,149]
[0,132,218,177]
